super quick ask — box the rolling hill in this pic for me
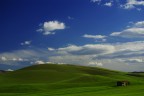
[0,64,144,96]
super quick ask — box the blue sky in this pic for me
[1,0,144,71]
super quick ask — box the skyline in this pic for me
[1,0,144,71]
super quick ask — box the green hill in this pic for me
[0,64,127,83]
[0,64,144,96]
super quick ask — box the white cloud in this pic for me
[1,56,7,61]
[123,58,143,63]
[57,44,115,55]
[83,34,107,42]
[49,55,94,66]
[1,57,25,63]
[110,21,144,38]
[91,0,101,3]
[21,41,31,46]
[120,4,135,9]
[94,41,144,59]
[18,58,24,61]
[134,21,144,27]
[0,48,62,66]
[91,0,144,10]
[121,0,144,9]
[6,69,14,71]
[88,61,103,66]
[57,62,66,64]
[83,34,106,39]
[110,32,121,36]
[12,58,17,61]
[104,2,112,7]
[0,49,46,65]
[36,61,65,65]
[48,48,55,51]
[43,32,55,35]
[10,58,25,62]
[111,28,144,38]
[37,21,66,35]
[35,60,45,64]
[46,62,53,64]
[115,41,144,52]
[44,21,65,31]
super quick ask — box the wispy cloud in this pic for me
[110,21,144,38]
[104,2,113,7]
[48,48,55,51]
[68,16,74,20]
[122,58,144,64]
[6,69,14,71]
[1,56,7,61]
[83,34,107,42]
[56,44,115,55]
[121,0,144,10]
[110,28,144,38]
[34,60,45,64]
[134,21,144,27]
[0,49,43,65]
[91,0,101,3]
[21,41,31,46]
[91,0,144,10]
[1,56,26,62]
[94,41,144,59]
[88,61,103,66]
[83,34,106,39]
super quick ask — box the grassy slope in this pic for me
[0,64,144,96]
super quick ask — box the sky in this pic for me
[0,0,144,71]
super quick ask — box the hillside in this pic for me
[0,64,127,83]
[0,64,144,96]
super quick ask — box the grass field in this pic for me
[0,64,144,96]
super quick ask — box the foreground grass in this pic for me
[0,64,144,96]
[0,84,144,96]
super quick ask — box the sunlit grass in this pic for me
[0,64,144,96]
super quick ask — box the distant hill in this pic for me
[0,70,6,73]
[0,64,139,84]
